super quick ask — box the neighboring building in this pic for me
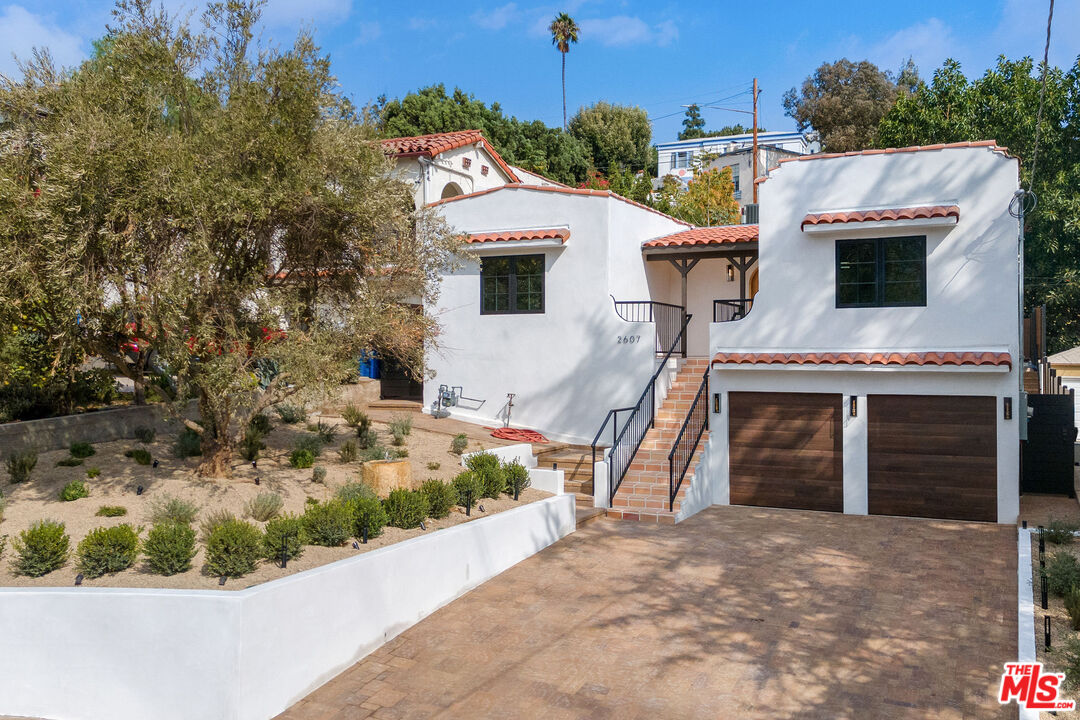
[1048,346,1080,428]
[382,130,521,207]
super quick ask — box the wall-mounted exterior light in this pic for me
[727,265,735,282]
[850,396,857,417]
[1004,396,1013,420]
[713,393,721,414]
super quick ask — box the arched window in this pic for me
[440,182,463,199]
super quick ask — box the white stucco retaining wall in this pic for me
[0,494,576,720]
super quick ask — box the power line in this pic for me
[1028,0,1055,194]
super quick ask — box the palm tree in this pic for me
[549,13,580,131]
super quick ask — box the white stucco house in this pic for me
[384,131,1021,525]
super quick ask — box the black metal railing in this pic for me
[612,298,687,357]
[594,312,691,505]
[713,298,753,323]
[667,369,709,511]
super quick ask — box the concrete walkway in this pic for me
[276,506,1017,719]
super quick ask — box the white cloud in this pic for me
[578,15,676,48]
[0,5,85,77]
[472,3,518,31]
[352,21,381,45]
[868,18,955,77]
[259,0,352,27]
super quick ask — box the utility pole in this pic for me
[752,77,759,204]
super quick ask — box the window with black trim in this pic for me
[480,255,545,314]
[836,236,926,308]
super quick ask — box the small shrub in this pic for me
[69,441,96,459]
[384,488,429,529]
[394,447,409,458]
[389,413,413,436]
[149,494,200,525]
[13,520,70,576]
[450,433,469,455]
[1047,552,1080,596]
[1044,520,1079,545]
[293,434,324,457]
[312,466,327,484]
[1058,636,1080,690]
[144,521,197,575]
[60,480,89,502]
[420,479,456,519]
[200,508,235,539]
[173,427,203,458]
[244,492,283,522]
[357,412,372,436]
[359,444,389,463]
[290,448,315,469]
[125,448,152,465]
[341,404,366,428]
[240,427,266,462]
[56,456,84,467]
[310,420,338,444]
[335,481,376,503]
[86,467,101,479]
[6,449,37,483]
[0,534,5,560]
[466,451,506,498]
[96,505,127,517]
[248,413,273,436]
[275,402,306,424]
[347,495,388,539]
[390,427,407,447]
[452,470,483,510]
[76,524,140,578]
[133,426,156,444]
[205,518,263,577]
[302,500,353,546]
[338,440,358,463]
[263,514,306,562]
[357,427,378,449]
[1066,585,1080,631]
[426,461,441,471]
[503,459,531,498]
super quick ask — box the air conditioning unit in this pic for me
[742,203,760,224]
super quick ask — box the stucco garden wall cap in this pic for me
[801,205,959,230]
[711,350,1012,369]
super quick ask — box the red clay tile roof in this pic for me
[711,351,1012,369]
[381,130,520,183]
[430,184,693,227]
[777,140,1011,165]
[801,205,959,230]
[466,228,569,244]
[643,224,758,248]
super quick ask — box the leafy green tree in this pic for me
[679,104,707,140]
[0,0,460,476]
[569,101,652,173]
[674,166,740,226]
[878,56,1080,351]
[548,12,580,130]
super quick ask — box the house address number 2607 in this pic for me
[617,335,642,344]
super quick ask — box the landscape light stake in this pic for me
[74,573,84,586]
[1045,616,1052,649]
[254,476,260,486]
[1040,528,1046,556]
[479,504,485,513]
[280,536,288,569]
[1042,572,1049,609]
[420,521,426,531]
[136,485,144,496]
[1023,520,1028,529]
[218,575,227,586]
[352,541,359,549]
[361,522,368,544]
[514,481,520,502]
[466,490,472,516]
[152,459,159,469]
[252,460,257,470]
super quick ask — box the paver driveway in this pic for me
[276,505,1016,720]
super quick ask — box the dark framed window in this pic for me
[480,254,545,315]
[836,236,926,308]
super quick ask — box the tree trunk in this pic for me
[133,383,146,406]
[196,437,234,478]
[561,52,567,131]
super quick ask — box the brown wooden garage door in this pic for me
[867,394,996,522]
[729,392,844,512]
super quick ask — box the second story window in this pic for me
[481,255,545,315]
[728,164,740,197]
[672,151,692,170]
[836,236,926,308]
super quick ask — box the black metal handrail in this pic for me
[713,298,753,323]
[590,405,635,484]
[612,298,687,357]
[602,312,692,505]
[667,369,709,511]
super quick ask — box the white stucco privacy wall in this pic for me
[706,145,1022,523]
[427,187,688,443]
[0,495,576,720]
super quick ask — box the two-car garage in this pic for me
[728,391,998,522]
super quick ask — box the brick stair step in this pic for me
[605,509,677,524]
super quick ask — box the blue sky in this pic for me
[3,1,1078,142]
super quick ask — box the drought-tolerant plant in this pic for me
[6,449,37,483]
[1047,552,1080,596]
[149,494,200,525]
[335,481,376,503]
[420,479,456,519]
[390,427,407,447]
[240,427,266,462]
[338,440,358,463]
[450,433,469,455]
[244,492,284,522]
[309,420,338,444]
[1044,520,1079,545]
[13,519,70,576]
[312,466,327,484]
[467,451,506,498]
[301,500,352,546]
[389,413,413,436]
[357,427,378,450]
[452,470,483,510]
[134,426,157,444]
[503,459,531,498]
[1058,635,1080,690]
[275,403,306,425]
[384,488,429,529]
[290,448,315,469]
[263,514,306,562]
[248,413,273,436]
[359,444,389,463]
[200,509,235,539]
[0,492,6,522]
[76,524,140,578]
[70,441,96,459]
[96,505,128,517]
[56,456,84,467]
[60,480,89,502]
[1066,585,1080,631]
[173,427,203,458]
[86,467,101,479]
[205,519,263,577]
[293,434,324,457]
[125,448,152,465]
[394,447,409,458]
[0,533,6,560]
[426,461,441,471]
[347,495,387,540]
[143,521,197,575]
[341,404,366,428]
